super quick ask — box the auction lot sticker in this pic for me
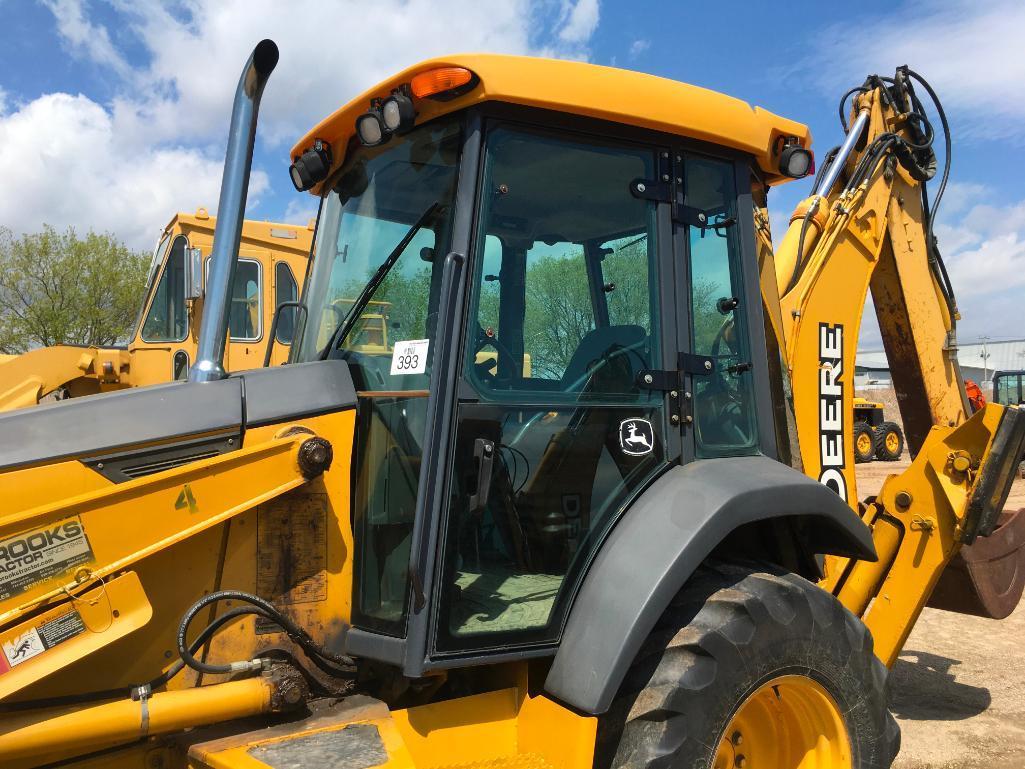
[390,339,429,376]
[0,516,94,601]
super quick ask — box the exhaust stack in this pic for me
[190,39,279,383]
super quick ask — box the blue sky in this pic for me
[1,0,1023,345]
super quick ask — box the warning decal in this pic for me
[0,517,94,601]
[1,609,86,670]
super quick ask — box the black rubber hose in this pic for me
[177,590,355,675]
[838,87,867,133]
[904,71,952,261]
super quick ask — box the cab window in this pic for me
[274,262,299,344]
[229,260,262,341]
[686,155,757,456]
[141,235,189,342]
[204,257,263,341]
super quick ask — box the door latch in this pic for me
[468,438,495,514]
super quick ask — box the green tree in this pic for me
[0,225,149,353]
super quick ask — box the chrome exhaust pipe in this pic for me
[190,39,279,383]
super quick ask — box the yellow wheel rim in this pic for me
[856,432,873,456]
[712,675,852,769]
[885,432,900,453]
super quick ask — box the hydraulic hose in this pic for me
[177,590,355,676]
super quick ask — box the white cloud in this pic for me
[105,0,601,146]
[0,92,267,250]
[629,39,650,58]
[283,198,318,227]
[557,0,600,45]
[0,0,601,251]
[942,189,1025,298]
[42,0,133,79]
[786,0,1025,142]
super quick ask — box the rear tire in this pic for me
[874,422,904,461]
[854,421,876,464]
[598,561,899,769]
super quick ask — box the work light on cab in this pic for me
[779,141,814,178]
[289,139,332,191]
[356,108,390,147]
[381,88,415,133]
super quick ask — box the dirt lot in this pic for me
[856,456,1025,768]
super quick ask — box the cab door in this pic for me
[428,122,679,656]
[678,153,761,460]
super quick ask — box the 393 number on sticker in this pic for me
[391,339,429,376]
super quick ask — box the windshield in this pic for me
[292,117,462,393]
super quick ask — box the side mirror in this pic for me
[184,247,204,300]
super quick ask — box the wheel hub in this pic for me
[713,675,852,768]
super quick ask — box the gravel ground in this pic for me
[856,456,1025,768]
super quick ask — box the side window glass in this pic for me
[686,156,757,456]
[228,261,261,341]
[466,128,659,402]
[274,262,298,344]
[142,236,188,342]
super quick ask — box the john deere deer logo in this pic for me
[619,419,654,456]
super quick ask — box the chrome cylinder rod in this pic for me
[813,109,870,198]
[190,39,279,383]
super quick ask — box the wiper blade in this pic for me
[323,201,442,357]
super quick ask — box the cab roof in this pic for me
[292,53,811,191]
[160,209,314,254]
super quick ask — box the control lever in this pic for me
[468,438,495,513]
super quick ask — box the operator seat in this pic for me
[560,324,648,394]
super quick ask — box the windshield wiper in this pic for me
[323,201,442,358]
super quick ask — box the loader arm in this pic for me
[0,346,131,411]
[773,70,1025,665]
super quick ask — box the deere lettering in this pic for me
[818,323,848,503]
[0,517,93,600]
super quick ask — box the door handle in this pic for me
[468,438,495,513]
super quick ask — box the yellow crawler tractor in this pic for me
[0,210,312,411]
[0,41,1023,769]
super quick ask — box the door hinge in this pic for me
[628,149,738,234]
[637,353,715,391]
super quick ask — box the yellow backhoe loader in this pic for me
[0,41,1023,769]
[0,210,313,411]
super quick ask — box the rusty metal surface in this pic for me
[928,509,1025,619]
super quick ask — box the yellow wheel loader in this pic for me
[0,40,1023,769]
[852,397,904,462]
[0,210,313,412]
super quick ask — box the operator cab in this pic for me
[288,55,809,673]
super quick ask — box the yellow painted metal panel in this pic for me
[292,54,810,188]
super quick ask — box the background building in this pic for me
[857,339,1025,392]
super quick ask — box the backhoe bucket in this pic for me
[928,407,1025,619]
[928,508,1025,618]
